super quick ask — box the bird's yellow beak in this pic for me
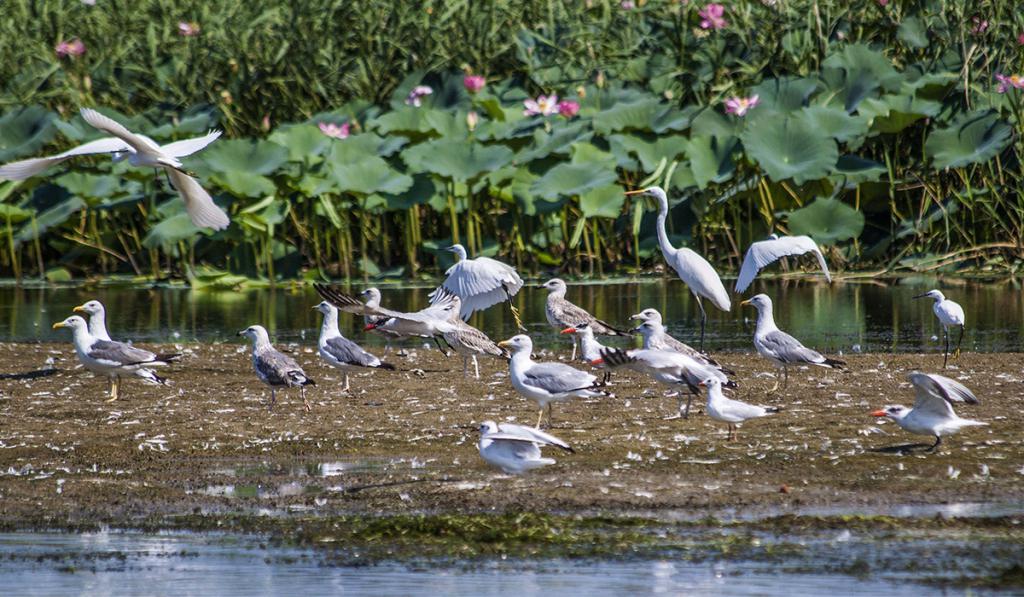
[497,340,511,348]
[52,322,66,329]
[740,299,752,306]
[72,305,86,313]
[624,189,645,195]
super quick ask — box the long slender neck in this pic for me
[655,198,675,259]
[754,304,778,335]
[319,310,341,342]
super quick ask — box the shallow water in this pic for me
[1,277,1020,352]
[0,532,974,596]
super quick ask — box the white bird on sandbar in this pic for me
[872,371,986,452]
[429,244,525,329]
[313,301,394,392]
[477,420,573,474]
[560,322,613,383]
[541,278,628,360]
[734,233,831,293]
[741,294,845,392]
[597,347,735,419]
[439,296,508,379]
[0,108,229,230]
[630,308,732,375]
[72,299,167,386]
[914,289,965,369]
[498,334,612,429]
[51,315,178,401]
[702,377,778,441]
[625,186,730,352]
[238,324,315,411]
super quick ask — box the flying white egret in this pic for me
[0,108,229,230]
[238,325,315,411]
[498,334,612,428]
[541,278,628,360]
[625,186,730,352]
[701,377,778,441]
[914,289,965,368]
[477,420,573,474]
[429,244,525,330]
[872,371,986,452]
[52,316,178,401]
[734,234,831,293]
[313,302,394,392]
[741,294,845,391]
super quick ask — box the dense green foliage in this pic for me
[0,0,1022,283]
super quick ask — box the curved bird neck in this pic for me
[547,286,567,300]
[655,198,677,260]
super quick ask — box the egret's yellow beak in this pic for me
[72,305,86,313]
[624,189,645,195]
[740,299,752,306]
[52,321,66,329]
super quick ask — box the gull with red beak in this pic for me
[871,371,986,452]
[561,322,613,383]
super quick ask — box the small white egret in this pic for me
[477,420,573,474]
[238,325,315,411]
[914,289,965,368]
[701,377,778,441]
[734,233,831,293]
[429,244,525,330]
[498,335,612,428]
[52,316,178,401]
[741,294,845,391]
[872,371,986,452]
[313,302,394,392]
[1,108,228,230]
[541,278,628,360]
[625,186,730,352]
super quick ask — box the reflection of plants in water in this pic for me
[1,3,1023,281]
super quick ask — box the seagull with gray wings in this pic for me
[51,315,178,401]
[477,420,573,474]
[313,301,394,392]
[541,278,628,360]
[72,299,169,386]
[239,325,315,411]
[872,372,986,452]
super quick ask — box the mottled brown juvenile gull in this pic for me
[239,324,315,411]
[540,278,627,359]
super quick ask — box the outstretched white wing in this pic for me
[160,130,222,158]
[166,169,230,230]
[0,137,131,180]
[431,256,524,320]
[910,371,978,419]
[735,235,830,293]
[495,423,572,451]
[80,108,163,156]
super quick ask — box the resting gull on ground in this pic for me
[314,301,394,392]
[238,324,315,411]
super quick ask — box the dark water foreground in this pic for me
[0,276,1021,352]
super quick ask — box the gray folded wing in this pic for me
[324,336,380,367]
[88,339,158,366]
[760,330,825,364]
[255,349,307,386]
[522,362,597,394]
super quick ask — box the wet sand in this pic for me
[1,342,1021,527]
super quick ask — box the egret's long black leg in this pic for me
[433,336,451,357]
[928,435,942,453]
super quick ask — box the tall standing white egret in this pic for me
[734,234,831,293]
[625,186,730,352]
[429,244,525,330]
[872,371,986,452]
[741,294,845,391]
[914,290,965,369]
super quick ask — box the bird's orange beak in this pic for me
[624,189,645,195]
[560,328,576,335]
[870,409,887,417]
[590,358,603,366]
[698,381,707,387]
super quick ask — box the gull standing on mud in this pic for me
[734,234,831,293]
[741,294,845,391]
[73,299,167,386]
[238,325,315,411]
[702,377,778,441]
[872,372,986,452]
[561,322,613,382]
[51,315,177,401]
[598,347,733,419]
[631,308,732,374]
[0,108,229,230]
[477,420,573,474]
[541,278,627,360]
[914,289,966,368]
[625,187,730,352]
[359,288,401,352]
[441,296,508,379]
[498,335,611,428]
[313,302,394,392]
[429,244,526,330]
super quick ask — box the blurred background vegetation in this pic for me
[0,0,1021,285]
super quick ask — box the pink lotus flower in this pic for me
[724,94,760,117]
[55,38,86,58]
[405,85,433,107]
[877,0,888,5]
[995,73,1024,94]
[698,4,727,30]
[318,122,350,139]
[1017,32,1024,45]
[463,75,485,94]
[970,16,988,35]
[178,21,200,36]
[557,100,580,118]
[620,0,636,9]
[523,94,559,116]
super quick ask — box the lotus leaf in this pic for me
[211,171,277,197]
[592,98,664,134]
[269,124,332,162]
[0,204,33,223]
[858,94,940,133]
[690,109,740,138]
[146,112,217,138]
[925,110,1013,170]
[16,196,86,245]
[402,139,513,183]
[897,16,929,49]
[741,116,838,184]
[609,134,689,173]
[330,155,413,196]
[55,172,122,199]
[0,106,56,162]
[372,107,447,136]
[142,211,202,249]
[822,44,902,111]
[201,139,288,176]
[516,122,592,162]
[752,77,820,112]
[382,173,442,210]
[795,106,869,144]
[579,184,626,218]
[686,135,738,189]
[834,154,887,184]
[787,197,864,245]
[531,162,617,201]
